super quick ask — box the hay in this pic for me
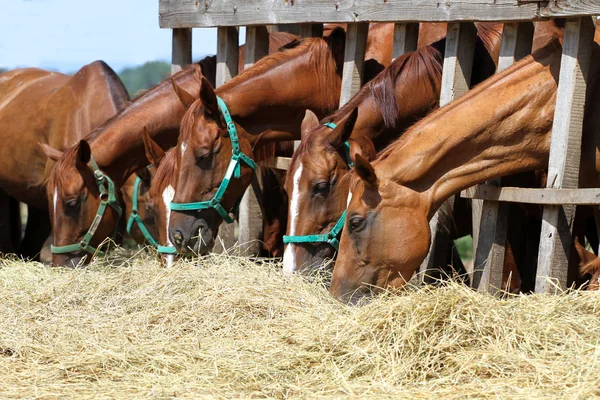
[1,253,600,399]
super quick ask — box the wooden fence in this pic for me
[159,0,600,294]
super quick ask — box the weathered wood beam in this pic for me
[214,26,240,252]
[238,25,270,256]
[393,23,419,59]
[471,21,534,294]
[420,22,477,282]
[269,24,300,36]
[159,0,546,28]
[171,28,192,75]
[536,17,595,294]
[462,186,600,206]
[339,22,369,107]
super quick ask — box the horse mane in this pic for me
[78,60,131,111]
[47,145,82,193]
[323,42,444,130]
[149,149,177,199]
[197,55,217,87]
[375,38,562,165]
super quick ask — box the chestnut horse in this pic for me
[167,24,448,255]
[0,61,130,260]
[282,23,505,276]
[41,32,301,267]
[331,32,600,303]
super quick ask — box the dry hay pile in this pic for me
[1,252,600,399]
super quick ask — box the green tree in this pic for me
[0,68,7,74]
[118,61,170,98]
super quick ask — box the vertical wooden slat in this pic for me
[472,22,534,293]
[171,28,192,75]
[393,23,419,59]
[214,26,240,253]
[300,24,323,38]
[536,17,595,294]
[419,22,477,282]
[339,22,369,107]
[238,25,270,256]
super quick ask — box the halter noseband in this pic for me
[170,96,257,223]
[51,155,123,257]
[126,170,179,256]
[282,121,353,251]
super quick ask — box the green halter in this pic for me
[126,169,178,256]
[282,121,353,251]
[51,155,123,257]
[126,174,158,247]
[170,96,257,223]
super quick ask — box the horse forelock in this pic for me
[150,149,178,201]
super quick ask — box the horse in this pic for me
[167,23,451,256]
[39,32,302,267]
[282,23,505,276]
[330,30,600,303]
[0,61,130,261]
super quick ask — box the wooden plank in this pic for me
[171,28,192,75]
[393,23,419,59]
[214,26,240,252]
[159,0,544,28]
[461,186,600,205]
[263,156,292,171]
[420,22,477,282]
[339,22,369,107]
[541,1,600,18]
[238,25,270,256]
[471,21,534,294]
[216,26,239,86]
[300,23,323,38]
[536,17,595,294]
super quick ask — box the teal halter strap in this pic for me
[51,155,123,257]
[170,96,257,224]
[282,122,354,251]
[126,175,158,247]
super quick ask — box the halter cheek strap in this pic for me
[51,155,123,257]
[170,96,257,224]
[282,121,353,251]
[126,174,158,247]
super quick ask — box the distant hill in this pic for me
[118,61,170,98]
[0,68,7,74]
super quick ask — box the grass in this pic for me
[1,251,600,398]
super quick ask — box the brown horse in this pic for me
[0,62,130,260]
[331,32,600,303]
[41,32,299,267]
[282,23,505,276]
[167,23,449,255]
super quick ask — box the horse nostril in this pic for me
[174,231,184,246]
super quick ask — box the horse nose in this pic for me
[173,230,184,247]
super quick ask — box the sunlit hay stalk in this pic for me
[0,254,600,398]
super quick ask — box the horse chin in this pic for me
[51,251,90,268]
[294,244,336,275]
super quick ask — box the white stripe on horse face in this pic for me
[163,185,176,267]
[53,188,58,216]
[180,142,188,158]
[282,163,303,276]
[346,190,353,207]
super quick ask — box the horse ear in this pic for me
[301,110,319,141]
[170,78,196,109]
[574,238,598,275]
[76,140,91,167]
[353,136,376,161]
[326,107,359,148]
[354,153,378,187]
[39,143,63,162]
[142,128,165,167]
[200,76,220,119]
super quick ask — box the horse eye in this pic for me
[65,198,79,208]
[348,216,366,234]
[313,182,330,195]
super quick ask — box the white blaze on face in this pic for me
[53,188,58,216]
[180,142,188,158]
[163,185,176,267]
[346,190,353,207]
[282,163,303,276]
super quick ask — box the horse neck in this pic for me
[217,40,341,141]
[88,69,201,186]
[377,46,561,219]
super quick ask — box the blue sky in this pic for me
[0,0,221,73]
